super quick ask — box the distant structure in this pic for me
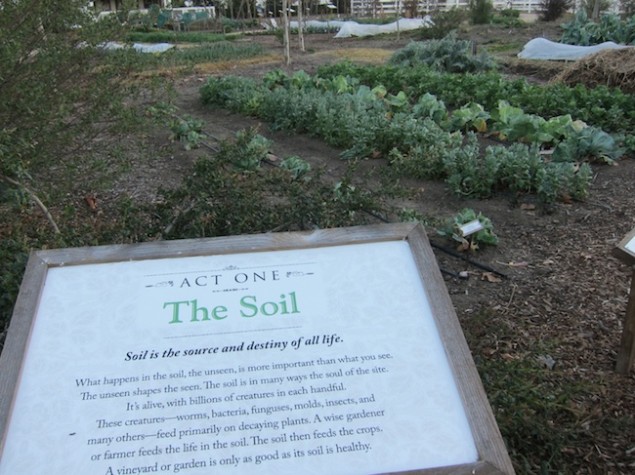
[90,1,172,12]
[88,0,624,17]
[348,0,544,17]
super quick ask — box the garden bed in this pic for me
[2,21,634,474]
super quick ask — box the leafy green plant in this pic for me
[443,133,500,198]
[217,129,272,171]
[496,144,544,195]
[438,208,499,249]
[279,155,311,178]
[552,126,623,164]
[623,134,635,154]
[170,116,205,150]
[450,103,490,133]
[386,121,463,180]
[200,70,609,204]
[536,162,592,204]
[389,34,496,73]
[492,101,594,147]
[561,11,635,45]
[316,63,635,134]
[493,101,554,143]
[412,93,449,124]
[398,208,435,227]
[201,76,266,116]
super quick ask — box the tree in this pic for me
[0,0,133,231]
[539,0,572,21]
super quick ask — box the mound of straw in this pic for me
[554,47,635,93]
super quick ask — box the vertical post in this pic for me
[592,0,601,21]
[396,0,400,40]
[298,0,305,52]
[616,268,635,374]
[282,0,291,65]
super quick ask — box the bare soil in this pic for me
[152,25,635,473]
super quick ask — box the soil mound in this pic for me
[554,47,635,93]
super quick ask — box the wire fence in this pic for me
[348,0,625,16]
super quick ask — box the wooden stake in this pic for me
[616,268,635,374]
[298,0,305,52]
[282,0,290,65]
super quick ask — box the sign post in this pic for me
[0,223,514,474]
[613,227,635,374]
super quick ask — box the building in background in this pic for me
[90,1,172,12]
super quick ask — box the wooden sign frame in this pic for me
[0,223,513,474]
[612,227,635,374]
[613,227,635,267]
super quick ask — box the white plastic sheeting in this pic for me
[101,42,176,53]
[517,37,631,61]
[283,18,433,38]
[334,17,433,38]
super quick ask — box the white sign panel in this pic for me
[0,225,513,474]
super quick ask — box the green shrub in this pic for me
[420,8,467,39]
[156,148,379,238]
[492,9,524,27]
[561,11,635,45]
[539,0,572,22]
[389,35,496,73]
[0,0,134,219]
[469,0,494,24]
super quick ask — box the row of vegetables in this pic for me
[200,61,633,204]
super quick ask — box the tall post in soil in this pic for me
[282,0,291,64]
[298,0,305,52]
[612,229,635,374]
[616,268,635,374]
[592,0,601,21]
[396,0,401,40]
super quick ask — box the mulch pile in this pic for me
[555,47,635,93]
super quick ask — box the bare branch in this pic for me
[0,174,61,235]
